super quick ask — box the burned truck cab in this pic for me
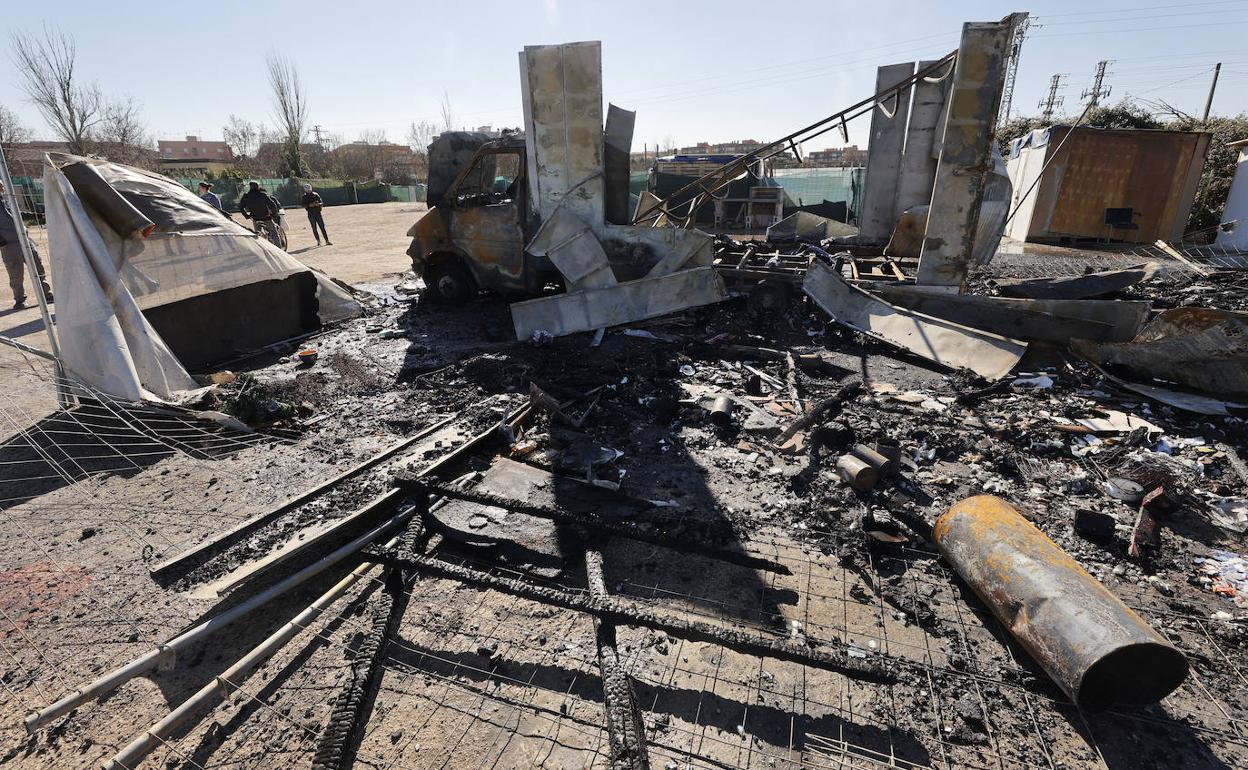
[406,132,554,302]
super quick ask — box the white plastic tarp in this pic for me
[44,165,199,402]
[53,154,358,322]
[43,153,362,401]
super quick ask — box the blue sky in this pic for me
[3,0,1247,153]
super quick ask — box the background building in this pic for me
[157,135,235,175]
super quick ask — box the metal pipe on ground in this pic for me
[102,555,386,770]
[384,551,898,683]
[24,505,417,733]
[150,414,456,581]
[933,495,1188,710]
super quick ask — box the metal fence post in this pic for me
[0,146,70,408]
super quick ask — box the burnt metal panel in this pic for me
[604,104,636,226]
[859,62,916,244]
[519,42,605,225]
[447,203,527,291]
[917,14,1023,289]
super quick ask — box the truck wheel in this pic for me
[424,260,477,303]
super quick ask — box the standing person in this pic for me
[301,183,331,245]
[197,182,224,213]
[0,182,53,309]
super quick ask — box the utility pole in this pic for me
[1038,74,1065,124]
[1203,62,1222,121]
[997,15,1037,126]
[312,124,325,149]
[1082,60,1112,107]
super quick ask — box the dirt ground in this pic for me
[0,212,1246,770]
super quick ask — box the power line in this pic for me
[1034,18,1248,37]
[1038,0,1248,18]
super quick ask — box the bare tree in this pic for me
[407,120,438,153]
[0,106,32,149]
[331,130,389,180]
[406,120,438,181]
[266,52,309,177]
[440,91,456,132]
[223,114,261,159]
[11,25,103,154]
[96,96,152,166]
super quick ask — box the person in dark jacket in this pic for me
[238,181,281,243]
[0,183,53,310]
[301,183,331,245]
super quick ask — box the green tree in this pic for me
[1170,114,1248,234]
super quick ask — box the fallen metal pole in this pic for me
[0,147,68,408]
[150,414,456,580]
[0,333,55,361]
[585,548,651,770]
[25,506,418,733]
[933,495,1188,710]
[381,551,898,683]
[102,556,384,770]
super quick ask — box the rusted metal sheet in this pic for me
[446,204,527,290]
[1072,307,1248,399]
[519,41,605,225]
[511,266,728,340]
[934,495,1188,710]
[917,14,1023,289]
[1008,128,1211,244]
[872,286,1149,343]
[995,263,1159,300]
[803,261,1025,380]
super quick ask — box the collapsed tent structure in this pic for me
[43,153,361,401]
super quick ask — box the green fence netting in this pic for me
[172,178,426,211]
[768,167,864,219]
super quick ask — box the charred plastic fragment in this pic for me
[933,495,1188,711]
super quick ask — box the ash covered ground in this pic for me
[2,269,1247,770]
